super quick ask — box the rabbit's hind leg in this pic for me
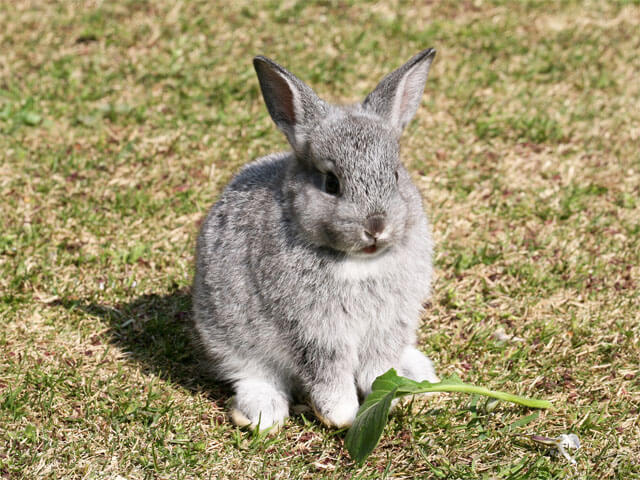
[230,374,290,433]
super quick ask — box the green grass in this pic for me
[1,0,639,478]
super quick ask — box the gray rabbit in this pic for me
[193,49,439,431]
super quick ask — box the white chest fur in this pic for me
[333,250,396,282]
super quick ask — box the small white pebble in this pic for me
[557,433,581,465]
[558,433,580,450]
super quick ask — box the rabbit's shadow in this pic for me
[56,288,229,403]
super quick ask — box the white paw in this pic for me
[229,404,287,433]
[313,395,360,428]
[231,379,290,432]
[230,397,289,433]
[399,346,439,383]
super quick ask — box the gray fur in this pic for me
[193,49,439,430]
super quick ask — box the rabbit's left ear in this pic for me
[254,56,327,153]
[363,48,436,135]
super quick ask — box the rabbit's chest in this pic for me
[333,254,391,282]
[329,262,428,337]
[335,277,420,329]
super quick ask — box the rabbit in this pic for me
[193,48,439,432]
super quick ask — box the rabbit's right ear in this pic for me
[253,56,326,153]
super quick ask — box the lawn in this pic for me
[1,1,639,478]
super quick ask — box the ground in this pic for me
[1,1,639,479]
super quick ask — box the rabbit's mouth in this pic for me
[361,245,378,254]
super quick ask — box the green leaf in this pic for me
[343,385,397,464]
[500,411,540,432]
[345,369,551,464]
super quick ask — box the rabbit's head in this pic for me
[253,49,436,257]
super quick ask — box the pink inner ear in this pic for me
[395,64,429,129]
[263,68,296,125]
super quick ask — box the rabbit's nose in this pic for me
[364,214,386,239]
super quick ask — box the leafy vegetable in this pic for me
[344,369,551,463]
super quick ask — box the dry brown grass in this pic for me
[1,0,639,478]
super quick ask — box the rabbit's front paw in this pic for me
[312,389,359,428]
[399,346,439,383]
[231,378,289,432]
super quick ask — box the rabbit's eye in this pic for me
[394,170,399,183]
[324,172,340,195]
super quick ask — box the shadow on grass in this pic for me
[55,287,230,403]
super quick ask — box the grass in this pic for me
[1,0,639,478]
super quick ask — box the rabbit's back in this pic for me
[193,153,296,375]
